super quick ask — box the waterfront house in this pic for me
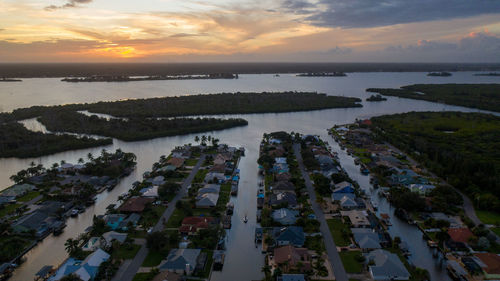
[273,163,290,174]
[276,172,292,182]
[332,181,354,193]
[365,249,410,281]
[269,192,298,209]
[49,248,110,281]
[12,211,51,236]
[409,184,435,195]
[119,213,141,230]
[104,214,126,230]
[197,184,221,195]
[340,196,358,210]
[332,192,356,202]
[141,186,159,198]
[179,217,216,235]
[341,210,371,228]
[196,193,219,208]
[0,196,15,206]
[275,157,287,164]
[474,253,500,279]
[82,237,101,251]
[118,197,154,213]
[273,245,312,273]
[447,228,474,245]
[209,164,226,173]
[272,208,299,225]
[1,183,36,198]
[102,231,128,248]
[204,172,226,183]
[272,181,295,194]
[352,228,382,251]
[158,249,201,275]
[274,226,305,247]
[167,157,185,169]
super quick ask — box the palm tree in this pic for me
[64,238,78,255]
[30,161,36,167]
[207,135,212,142]
[194,136,200,144]
[78,158,84,164]
[201,135,207,146]
[87,152,94,161]
[60,159,66,165]
[261,265,272,281]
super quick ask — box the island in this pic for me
[297,72,347,77]
[61,73,238,82]
[474,72,500,76]
[366,84,500,112]
[0,149,136,277]
[366,94,387,102]
[427,72,452,77]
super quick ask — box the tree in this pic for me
[87,152,94,161]
[261,264,272,281]
[60,273,83,281]
[146,231,168,250]
[201,135,207,146]
[211,138,220,147]
[64,238,79,255]
[78,158,84,164]
[194,135,200,144]
[478,237,490,250]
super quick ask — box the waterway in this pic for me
[1,72,498,280]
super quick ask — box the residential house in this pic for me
[179,217,216,235]
[274,226,305,247]
[340,196,358,210]
[332,193,356,202]
[474,253,500,280]
[196,193,219,208]
[276,173,292,182]
[158,249,201,276]
[119,213,141,231]
[447,228,474,245]
[152,271,182,281]
[82,237,101,252]
[197,184,221,195]
[209,164,226,173]
[102,231,128,248]
[352,228,382,251]
[118,197,154,213]
[332,181,354,194]
[141,186,159,198]
[269,192,298,209]
[272,208,299,225]
[272,181,295,194]
[104,214,126,230]
[275,157,287,164]
[341,210,371,228]
[49,249,110,281]
[409,184,435,195]
[204,172,226,184]
[167,158,185,169]
[273,245,312,273]
[1,183,36,198]
[365,249,410,281]
[214,153,232,165]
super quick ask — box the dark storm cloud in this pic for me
[282,0,500,28]
[45,0,93,10]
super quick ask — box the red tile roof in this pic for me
[273,245,312,272]
[118,197,154,213]
[167,157,185,168]
[475,253,500,275]
[447,228,474,244]
[179,217,215,234]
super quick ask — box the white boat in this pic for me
[243,215,248,223]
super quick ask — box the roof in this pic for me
[447,228,474,244]
[209,164,226,173]
[333,182,354,193]
[159,249,201,271]
[272,208,299,225]
[270,192,297,206]
[365,249,410,280]
[352,228,381,249]
[274,245,311,270]
[102,231,128,244]
[1,183,35,197]
[180,217,215,233]
[152,271,181,281]
[198,184,221,195]
[118,197,154,213]
[167,157,185,168]
[276,226,305,246]
[474,253,500,275]
[196,193,219,207]
[340,196,358,208]
[273,181,295,192]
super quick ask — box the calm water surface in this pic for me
[1,72,498,281]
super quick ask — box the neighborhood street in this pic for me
[293,143,348,281]
[112,154,206,281]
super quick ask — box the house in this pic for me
[278,274,306,281]
[118,197,154,213]
[167,157,185,169]
[82,237,101,251]
[158,249,201,275]
[12,211,51,236]
[104,214,126,230]
[141,186,159,198]
[197,184,221,195]
[365,249,410,281]
[204,172,226,183]
[196,193,219,208]
[333,181,354,193]
[275,157,287,164]
[49,249,110,281]
[273,245,312,273]
[340,196,358,210]
[179,217,216,235]
[474,253,500,279]
[272,208,299,225]
[151,176,165,186]
[209,164,226,173]
[352,228,382,251]
[273,163,290,174]
[276,173,292,182]
[332,193,356,202]
[341,210,371,228]
[152,271,182,281]
[409,184,435,195]
[1,183,36,198]
[214,153,232,165]
[269,192,298,209]
[119,213,141,231]
[272,181,295,193]
[275,226,305,247]
[447,228,474,244]
[0,196,16,206]
[102,231,128,248]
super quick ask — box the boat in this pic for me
[213,250,225,271]
[223,215,232,229]
[255,228,263,243]
[371,200,378,210]
[52,221,66,235]
[70,209,79,217]
[256,210,262,222]
[226,202,234,215]
[243,215,248,223]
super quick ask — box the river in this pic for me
[1,72,498,281]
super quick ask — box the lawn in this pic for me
[193,169,208,183]
[132,272,156,281]
[140,205,167,228]
[0,203,22,218]
[113,243,141,260]
[477,210,500,226]
[142,250,166,267]
[339,251,363,273]
[491,227,500,237]
[165,208,187,228]
[185,158,199,166]
[17,191,41,202]
[326,218,351,247]
[216,183,231,210]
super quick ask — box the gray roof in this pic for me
[332,193,355,201]
[365,249,410,280]
[272,208,299,225]
[196,193,219,207]
[269,192,297,206]
[340,196,358,208]
[275,226,305,247]
[159,249,201,271]
[352,228,381,249]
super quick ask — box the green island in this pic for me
[38,111,248,141]
[366,84,500,112]
[366,94,387,102]
[371,111,500,213]
[0,122,112,158]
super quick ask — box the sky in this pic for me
[0,0,500,62]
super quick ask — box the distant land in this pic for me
[1,63,500,78]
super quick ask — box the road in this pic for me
[293,144,348,281]
[112,154,206,281]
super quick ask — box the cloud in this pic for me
[45,0,92,11]
[281,0,500,28]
